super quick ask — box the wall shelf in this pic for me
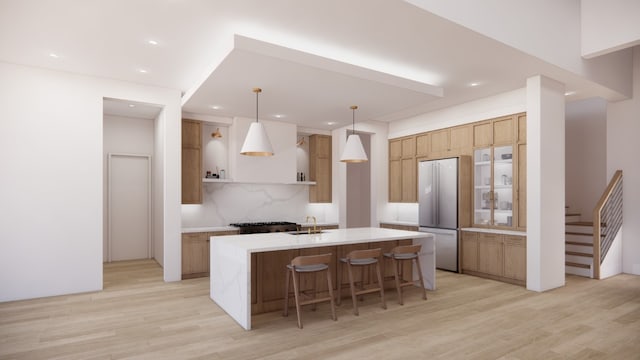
[202,178,316,185]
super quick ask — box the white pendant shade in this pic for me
[240,122,274,156]
[340,133,368,163]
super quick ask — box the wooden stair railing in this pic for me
[592,170,623,279]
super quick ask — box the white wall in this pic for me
[229,117,297,184]
[103,115,155,262]
[581,0,640,58]
[346,133,371,228]
[565,98,607,220]
[607,46,640,275]
[0,62,181,302]
[389,88,526,138]
[335,120,388,229]
[407,0,633,98]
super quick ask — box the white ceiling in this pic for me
[103,98,163,120]
[0,0,620,130]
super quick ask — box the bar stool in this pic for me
[337,248,386,315]
[384,244,427,305]
[283,253,337,329]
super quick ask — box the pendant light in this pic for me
[240,88,274,156]
[339,105,368,163]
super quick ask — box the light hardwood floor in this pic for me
[1,259,639,359]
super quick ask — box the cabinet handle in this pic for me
[206,239,210,243]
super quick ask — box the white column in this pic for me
[526,75,566,292]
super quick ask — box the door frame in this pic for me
[107,153,152,262]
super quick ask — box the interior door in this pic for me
[108,154,151,262]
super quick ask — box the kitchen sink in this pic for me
[288,230,324,235]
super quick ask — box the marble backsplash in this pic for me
[181,182,338,228]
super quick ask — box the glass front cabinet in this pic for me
[473,146,514,227]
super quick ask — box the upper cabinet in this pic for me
[182,119,202,204]
[389,136,416,203]
[309,134,332,203]
[388,112,526,230]
[431,125,473,158]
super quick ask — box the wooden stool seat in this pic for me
[337,248,386,316]
[384,244,427,305]
[283,253,337,329]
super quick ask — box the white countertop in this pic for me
[211,227,432,253]
[378,220,419,227]
[461,227,526,236]
[182,226,239,233]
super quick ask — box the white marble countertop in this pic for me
[182,226,239,233]
[211,227,432,253]
[461,227,526,236]
[378,220,419,227]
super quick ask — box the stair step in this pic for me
[565,231,593,236]
[566,251,593,258]
[566,241,593,247]
[566,221,594,226]
[566,261,590,269]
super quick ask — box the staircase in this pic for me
[565,207,596,278]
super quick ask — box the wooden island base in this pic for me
[251,240,413,315]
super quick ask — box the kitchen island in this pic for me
[210,227,435,330]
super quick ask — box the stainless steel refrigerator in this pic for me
[418,158,459,272]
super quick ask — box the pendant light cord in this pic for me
[350,105,358,136]
[253,87,262,123]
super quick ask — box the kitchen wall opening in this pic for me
[102,98,164,281]
[346,132,371,227]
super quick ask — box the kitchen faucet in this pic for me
[305,215,317,233]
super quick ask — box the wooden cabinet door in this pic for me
[259,249,298,305]
[389,139,402,160]
[450,125,472,156]
[416,133,430,157]
[181,120,202,204]
[309,135,332,203]
[503,236,526,281]
[389,159,402,202]
[493,116,514,145]
[430,129,449,157]
[401,158,416,202]
[181,233,209,278]
[473,122,492,148]
[401,136,416,157]
[478,233,503,276]
[461,232,478,272]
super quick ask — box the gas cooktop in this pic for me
[229,221,298,234]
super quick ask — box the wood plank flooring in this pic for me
[1,259,639,359]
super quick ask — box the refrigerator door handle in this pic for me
[435,162,439,226]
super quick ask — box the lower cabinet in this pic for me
[461,231,526,286]
[181,230,239,279]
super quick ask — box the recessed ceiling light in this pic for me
[327,122,337,126]
[48,53,59,58]
[210,105,222,110]
[128,104,136,108]
[469,82,480,87]
[564,91,576,96]
[273,114,285,119]
[138,69,148,74]
[147,40,159,46]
